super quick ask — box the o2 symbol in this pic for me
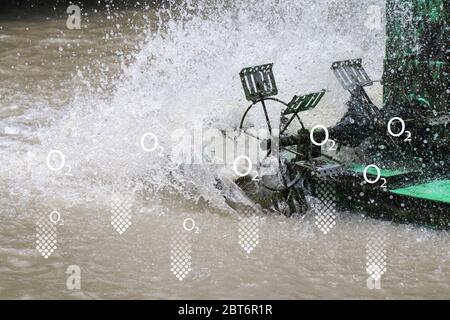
[183,218,199,234]
[233,156,260,181]
[46,150,73,176]
[310,125,336,151]
[49,211,64,225]
[141,132,164,156]
[387,117,412,142]
[363,164,387,189]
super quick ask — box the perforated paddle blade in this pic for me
[240,64,278,102]
[331,58,373,92]
[284,90,326,115]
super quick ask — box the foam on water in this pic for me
[0,0,386,210]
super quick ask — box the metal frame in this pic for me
[331,58,373,93]
[238,63,326,192]
[240,64,278,102]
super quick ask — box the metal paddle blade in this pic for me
[240,64,278,102]
[284,90,326,115]
[331,58,373,92]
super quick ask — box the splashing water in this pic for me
[0,0,387,210]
